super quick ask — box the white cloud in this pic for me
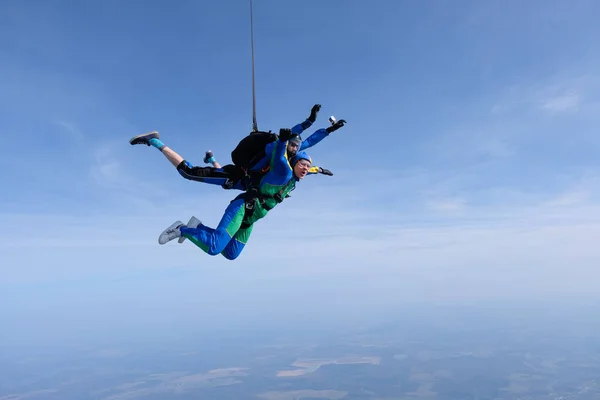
[491,72,597,117]
[4,169,600,289]
[542,190,589,207]
[539,91,580,113]
[93,158,121,184]
[426,197,467,213]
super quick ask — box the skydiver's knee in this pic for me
[221,240,246,260]
[206,239,228,256]
[202,241,225,256]
[177,160,194,179]
[222,250,241,260]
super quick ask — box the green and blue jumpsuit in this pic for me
[178,139,311,260]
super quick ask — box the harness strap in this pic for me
[235,180,295,228]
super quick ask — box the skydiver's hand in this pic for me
[326,119,346,133]
[308,104,321,123]
[319,167,333,176]
[279,128,292,141]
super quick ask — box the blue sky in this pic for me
[2,0,600,345]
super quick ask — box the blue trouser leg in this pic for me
[221,224,253,260]
[179,198,246,256]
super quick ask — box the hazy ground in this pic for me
[1,303,599,400]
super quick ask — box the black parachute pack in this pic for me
[231,130,278,172]
[223,130,278,191]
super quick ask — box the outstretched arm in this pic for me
[271,129,293,177]
[299,128,329,151]
[291,104,321,135]
[307,166,333,176]
[299,118,346,152]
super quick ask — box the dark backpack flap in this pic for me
[231,131,278,169]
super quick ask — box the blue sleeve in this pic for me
[299,128,329,151]
[291,119,313,135]
[270,137,291,177]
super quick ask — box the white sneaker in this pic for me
[158,220,183,245]
[178,216,201,243]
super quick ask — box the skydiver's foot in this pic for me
[158,220,183,245]
[178,216,201,243]
[203,150,215,164]
[130,131,160,146]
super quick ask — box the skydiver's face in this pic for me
[293,159,311,180]
[287,141,299,156]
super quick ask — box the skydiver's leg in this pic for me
[220,224,253,260]
[200,151,251,190]
[203,150,221,169]
[179,197,246,256]
[228,180,246,191]
[129,132,237,187]
[177,162,247,190]
[160,146,185,168]
[176,160,235,187]
[129,131,185,167]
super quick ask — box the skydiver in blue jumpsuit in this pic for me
[129,104,346,190]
